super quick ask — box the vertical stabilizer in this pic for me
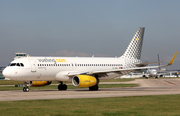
[121,27,145,59]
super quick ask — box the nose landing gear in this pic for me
[23,87,29,92]
[23,82,29,92]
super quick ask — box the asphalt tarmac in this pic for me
[1,79,180,101]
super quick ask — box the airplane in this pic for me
[143,69,158,79]
[2,27,178,92]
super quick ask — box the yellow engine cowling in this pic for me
[30,81,52,87]
[72,75,98,87]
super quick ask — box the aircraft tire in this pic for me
[23,87,26,92]
[58,84,63,90]
[26,87,29,92]
[62,84,67,90]
[23,87,29,92]
[58,84,67,90]
[89,85,98,91]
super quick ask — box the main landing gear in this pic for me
[58,82,67,90]
[89,75,99,91]
[89,84,99,91]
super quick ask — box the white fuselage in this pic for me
[3,56,130,81]
[146,69,157,77]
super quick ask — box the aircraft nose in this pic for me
[2,68,11,78]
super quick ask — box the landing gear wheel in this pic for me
[62,84,67,90]
[89,85,99,91]
[58,84,67,90]
[23,87,29,92]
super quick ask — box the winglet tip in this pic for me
[169,51,178,65]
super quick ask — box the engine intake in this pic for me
[72,75,98,87]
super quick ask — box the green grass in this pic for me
[0,80,24,85]
[0,84,139,91]
[0,95,180,116]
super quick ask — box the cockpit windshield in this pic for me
[10,63,24,67]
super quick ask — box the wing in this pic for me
[68,51,178,77]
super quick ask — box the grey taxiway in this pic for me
[1,79,180,101]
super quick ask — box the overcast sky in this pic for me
[0,0,180,70]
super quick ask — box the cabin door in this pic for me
[29,60,36,72]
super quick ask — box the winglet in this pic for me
[168,51,178,65]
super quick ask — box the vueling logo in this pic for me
[56,59,67,63]
[38,58,67,64]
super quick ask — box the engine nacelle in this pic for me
[72,75,98,87]
[29,81,52,87]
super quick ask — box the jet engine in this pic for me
[72,75,98,87]
[29,81,52,87]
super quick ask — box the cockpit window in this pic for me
[10,63,16,66]
[20,63,24,67]
[10,63,24,67]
